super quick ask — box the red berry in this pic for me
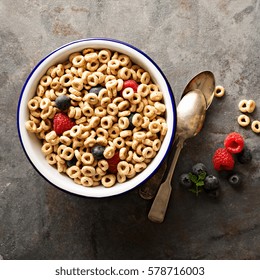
[107,151,120,174]
[120,80,139,96]
[53,113,75,135]
[212,148,235,171]
[224,132,244,154]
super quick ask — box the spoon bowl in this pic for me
[182,71,215,110]
[177,89,207,139]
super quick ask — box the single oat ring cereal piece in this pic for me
[25,48,168,188]
[238,100,248,113]
[251,120,260,134]
[214,85,225,98]
[246,100,256,113]
[237,114,250,127]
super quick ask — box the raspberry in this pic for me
[224,132,244,154]
[53,112,75,135]
[107,151,120,174]
[212,148,235,171]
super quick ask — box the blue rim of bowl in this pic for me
[17,37,177,197]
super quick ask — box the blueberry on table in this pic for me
[55,95,71,111]
[192,163,207,176]
[91,145,105,160]
[179,173,193,188]
[203,175,219,191]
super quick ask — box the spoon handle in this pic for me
[139,134,179,200]
[148,139,184,223]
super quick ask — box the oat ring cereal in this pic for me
[122,88,134,99]
[41,142,53,155]
[25,48,168,188]
[237,114,250,127]
[149,121,161,134]
[81,176,94,187]
[117,161,130,176]
[134,162,147,173]
[238,100,248,113]
[246,100,256,113]
[81,166,95,177]
[251,120,260,134]
[132,113,143,127]
[101,174,116,188]
[214,85,225,98]
[25,120,37,132]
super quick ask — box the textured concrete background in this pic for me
[0,0,259,259]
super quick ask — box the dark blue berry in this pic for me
[192,163,207,176]
[203,175,219,192]
[237,146,252,164]
[89,86,104,95]
[179,173,193,188]
[127,113,135,130]
[91,145,105,160]
[228,173,242,187]
[66,156,77,167]
[55,95,71,111]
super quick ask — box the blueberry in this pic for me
[192,163,207,176]
[237,146,252,164]
[89,86,104,95]
[66,156,77,167]
[127,113,135,130]
[55,95,71,111]
[91,145,105,160]
[203,175,219,191]
[179,173,193,188]
[228,173,242,187]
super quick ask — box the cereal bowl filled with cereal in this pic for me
[17,38,176,197]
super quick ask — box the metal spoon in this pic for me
[139,71,215,200]
[173,71,215,144]
[148,89,207,223]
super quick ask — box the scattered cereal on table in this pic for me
[251,120,260,134]
[214,85,225,98]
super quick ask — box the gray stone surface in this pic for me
[0,0,259,259]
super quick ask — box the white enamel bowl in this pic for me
[17,38,177,197]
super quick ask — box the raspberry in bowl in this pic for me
[17,38,176,197]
